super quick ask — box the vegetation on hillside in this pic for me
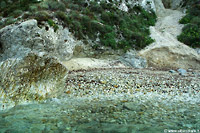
[178,0,200,47]
[0,0,157,50]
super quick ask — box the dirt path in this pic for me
[150,1,185,47]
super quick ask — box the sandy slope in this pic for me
[152,9,185,44]
[63,58,126,71]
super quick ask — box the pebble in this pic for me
[65,68,199,98]
[177,68,187,75]
[169,70,176,73]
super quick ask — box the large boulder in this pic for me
[120,50,147,68]
[0,19,81,61]
[0,52,68,110]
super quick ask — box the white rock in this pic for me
[0,19,82,61]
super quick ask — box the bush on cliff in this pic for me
[0,0,157,50]
[178,0,200,47]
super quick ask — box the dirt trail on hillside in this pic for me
[149,1,186,47]
[155,9,185,37]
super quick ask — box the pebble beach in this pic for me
[0,68,200,132]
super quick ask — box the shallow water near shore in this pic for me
[0,93,199,133]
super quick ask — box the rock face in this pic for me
[0,52,68,110]
[0,19,81,61]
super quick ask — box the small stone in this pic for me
[100,81,107,84]
[113,85,119,88]
[65,90,71,94]
[121,100,128,103]
[169,70,176,73]
[178,68,187,75]
[192,72,196,74]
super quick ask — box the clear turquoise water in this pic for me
[0,95,199,133]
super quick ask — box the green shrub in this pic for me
[100,32,117,49]
[81,15,91,30]
[99,25,114,35]
[29,5,38,12]
[121,28,134,39]
[73,0,86,7]
[1,0,41,17]
[47,0,65,11]
[55,11,69,22]
[191,17,200,26]
[100,1,109,10]
[37,2,49,10]
[5,17,16,26]
[179,14,192,24]
[71,20,83,39]
[67,3,80,11]
[189,6,200,16]
[22,12,33,19]
[0,21,3,29]
[47,19,59,32]
[34,11,51,22]
[144,36,154,46]
[178,0,200,47]
[178,24,200,47]
[91,20,104,31]
[118,40,132,50]
[101,11,120,25]
[89,2,103,13]
[0,17,16,28]
[0,1,7,9]
[11,9,23,18]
